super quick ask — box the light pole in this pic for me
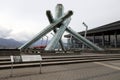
[82,22,88,50]
[45,35,48,46]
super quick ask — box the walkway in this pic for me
[0,60,120,80]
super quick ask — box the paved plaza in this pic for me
[0,60,120,80]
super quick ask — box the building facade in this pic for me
[65,21,120,49]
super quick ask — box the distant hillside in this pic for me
[0,38,67,49]
[0,38,50,49]
[0,38,23,49]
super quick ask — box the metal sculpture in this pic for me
[19,4,103,51]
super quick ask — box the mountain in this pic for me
[0,38,68,49]
[0,38,23,49]
[0,38,50,49]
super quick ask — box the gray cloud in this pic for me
[0,26,12,38]
[0,0,120,41]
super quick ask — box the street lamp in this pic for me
[45,35,48,45]
[82,22,88,50]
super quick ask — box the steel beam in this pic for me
[46,10,66,51]
[45,18,71,50]
[55,4,64,19]
[66,27,104,51]
[54,4,66,51]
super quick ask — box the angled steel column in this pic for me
[46,10,66,51]
[55,4,66,51]
[55,4,64,19]
[46,10,57,33]
[19,22,57,50]
[19,11,73,50]
[66,27,104,51]
[45,18,71,50]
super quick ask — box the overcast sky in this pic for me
[0,0,120,41]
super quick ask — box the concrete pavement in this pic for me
[0,60,120,80]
